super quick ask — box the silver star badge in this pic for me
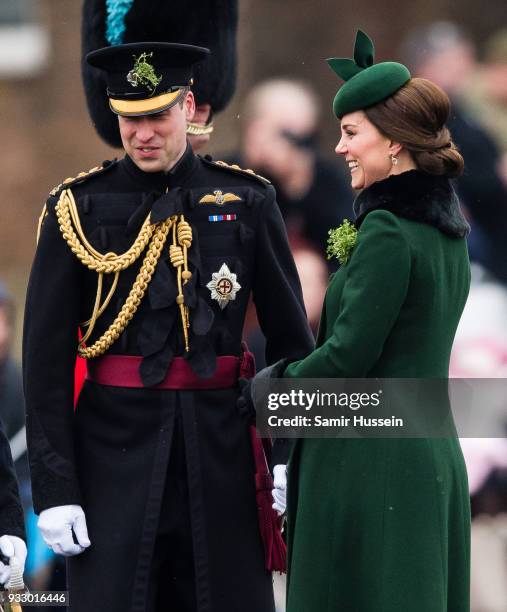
[206,263,241,309]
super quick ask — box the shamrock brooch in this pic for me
[326,219,357,265]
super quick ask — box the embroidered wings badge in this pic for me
[198,190,242,206]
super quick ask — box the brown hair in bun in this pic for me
[364,77,464,178]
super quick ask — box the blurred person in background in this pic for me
[0,283,26,588]
[450,267,507,612]
[0,282,31,511]
[246,243,328,369]
[451,265,507,379]
[0,419,26,591]
[401,22,507,286]
[0,282,24,450]
[463,28,507,184]
[0,280,30,518]
[465,436,507,612]
[290,247,329,337]
[227,79,353,265]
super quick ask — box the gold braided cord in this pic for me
[56,189,154,273]
[178,219,192,282]
[40,162,106,244]
[83,272,120,327]
[172,222,188,352]
[54,186,175,358]
[49,166,102,196]
[169,244,184,267]
[52,182,196,357]
[80,271,104,345]
[78,218,173,358]
[177,219,192,246]
[179,216,191,346]
[213,160,270,183]
[80,253,121,341]
[169,216,193,352]
[36,204,48,245]
[82,270,120,326]
[186,121,214,136]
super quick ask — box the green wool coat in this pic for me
[283,172,471,612]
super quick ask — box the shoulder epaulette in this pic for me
[49,159,118,196]
[201,157,271,185]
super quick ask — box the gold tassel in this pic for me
[169,215,193,352]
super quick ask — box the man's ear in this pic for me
[185,90,196,122]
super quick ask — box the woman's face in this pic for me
[335,111,393,190]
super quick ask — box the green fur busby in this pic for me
[81,0,238,147]
[327,30,411,118]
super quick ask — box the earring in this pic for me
[390,154,398,166]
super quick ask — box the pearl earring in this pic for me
[390,154,398,166]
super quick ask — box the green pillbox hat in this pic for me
[327,30,411,118]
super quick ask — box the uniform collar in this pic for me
[121,141,197,190]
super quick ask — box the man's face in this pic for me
[242,97,316,180]
[118,91,195,172]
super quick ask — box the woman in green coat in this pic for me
[270,31,471,611]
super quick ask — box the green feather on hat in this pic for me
[327,30,411,118]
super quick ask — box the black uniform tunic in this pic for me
[23,145,314,612]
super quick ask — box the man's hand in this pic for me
[0,535,27,586]
[38,505,91,556]
[272,464,287,516]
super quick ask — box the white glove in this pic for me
[272,464,287,516]
[0,535,27,586]
[38,505,91,556]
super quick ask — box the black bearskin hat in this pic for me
[81,0,238,147]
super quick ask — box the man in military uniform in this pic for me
[24,42,314,612]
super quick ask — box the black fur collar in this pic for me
[353,170,470,238]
